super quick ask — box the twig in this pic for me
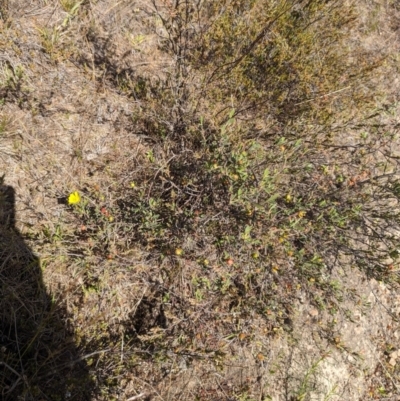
[132,376,165,401]
[294,86,351,106]
[0,361,21,379]
[127,393,147,401]
[77,348,111,362]
[147,155,177,200]
[5,376,22,395]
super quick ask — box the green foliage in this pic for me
[0,63,24,92]
[0,115,9,135]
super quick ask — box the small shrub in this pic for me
[64,0,400,398]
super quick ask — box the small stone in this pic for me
[389,358,397,367]
[309,308,319,317]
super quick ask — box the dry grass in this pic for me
[1,0,400,400]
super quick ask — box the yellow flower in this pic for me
[68,191,81,205]
[175,248,183,256]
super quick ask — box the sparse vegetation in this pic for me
[1,0,400,400]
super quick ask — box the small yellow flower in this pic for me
[68,191,81,205]
[202,258,210,266]
[175,248,183,256]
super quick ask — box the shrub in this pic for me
[106,0,400,330]
[66,0,400,397]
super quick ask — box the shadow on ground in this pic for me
[0,185,93,400]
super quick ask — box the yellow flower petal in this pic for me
[68,191,81,205]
